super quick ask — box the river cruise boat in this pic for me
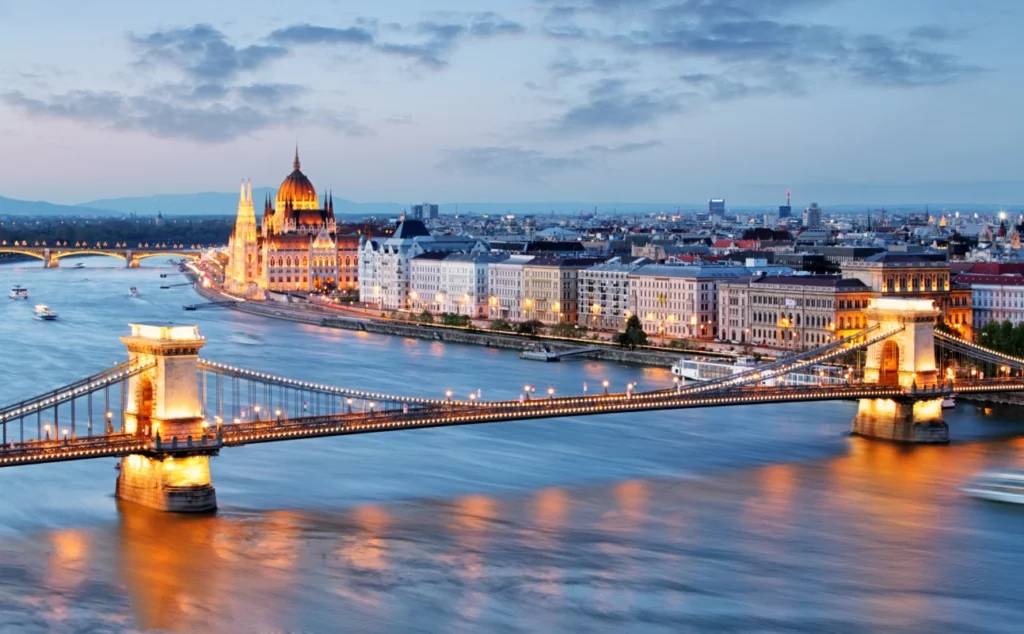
[9,286,28,300]
[671,355,847,387]
[963,471,1024,504]
[33,304,58,321]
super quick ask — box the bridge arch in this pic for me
[131,252,200,263]
[53,250,126,261]
[879,340,901,386]
[0,248,46,261]
[134,376,155,437]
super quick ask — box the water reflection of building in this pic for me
[226,148,361,297]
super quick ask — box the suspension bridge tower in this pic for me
[116,323,217,512]
[852,298,948,443]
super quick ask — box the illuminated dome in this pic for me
[275,147,319,212]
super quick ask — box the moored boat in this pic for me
[963,471,1024,504]
[671,355,847,386]
[33,304,58,321]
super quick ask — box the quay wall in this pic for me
[190,280,680,368]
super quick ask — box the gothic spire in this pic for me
[293,144,300,171]
[239,180,246,206]
[246,179,252,204]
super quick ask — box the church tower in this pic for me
[227,180,258,291]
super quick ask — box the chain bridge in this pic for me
[2,297,1023,513]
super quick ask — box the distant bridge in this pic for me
[0,246,201,268]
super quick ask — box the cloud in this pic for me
[0,24,373,143]
[377,14,522,68]
[437,146,589,181]
[235,83,306,105]
[680,72,791,100]
[547,48,633,79]
[268,24,374,45]
[273,12,523,69]
[581,140,663,154]
[1,89,303,143]
[550,80,685,134]
[129,24,287,82]
[908,25,966,42]
[849,36,979,87]
[541,0,979,92]
[437,140,662,180]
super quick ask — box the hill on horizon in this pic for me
[1,189,1022,219]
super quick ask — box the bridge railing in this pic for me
[934,331,1024,370]
[0,361,153,439]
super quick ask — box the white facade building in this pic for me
[577,259,647,330]
[488,255,534,322]
[957,273,1024,327]
[358,219,485,310]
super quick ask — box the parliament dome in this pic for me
[276,147,319,211]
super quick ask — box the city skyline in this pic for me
[1,0,1021,205]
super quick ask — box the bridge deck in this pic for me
[2,379,1020,469]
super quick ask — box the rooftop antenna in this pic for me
[786,188,791,207]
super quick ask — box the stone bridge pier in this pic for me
[42,249,59,268]
[852,298,948,443]
[117,323,217,512]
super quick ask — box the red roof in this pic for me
[955,273,1024,286]
[712,239,733,248]
[965,262,1024,276]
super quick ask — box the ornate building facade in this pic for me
[226,149,360,297]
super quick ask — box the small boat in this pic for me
[9,286,28,300]
[128,287,140,298]
[73,263,85,269]
[160,273,168,278]
[942,396,956,409]
[33,304,58,321]
[963,471,1024,504]
[230,331,264,345]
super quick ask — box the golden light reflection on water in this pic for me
[447,494,498,623]
[818,439,993,630]
[333,504,393,608]
[531,488,571,605]
[64,434,1024,632]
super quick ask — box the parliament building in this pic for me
[226,149,359,297]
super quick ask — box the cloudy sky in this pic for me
[0,0,1020,205]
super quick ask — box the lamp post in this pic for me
[106,411,113,434]
[44,424,51,442]
[548,387,555,400]
[603,380,610,395]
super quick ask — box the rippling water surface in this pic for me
[0,258,1023,633]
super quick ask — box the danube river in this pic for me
[1,259,1023,633]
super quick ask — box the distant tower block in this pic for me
[116,323,217,512]
[853,298,947,443]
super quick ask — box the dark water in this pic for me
[0,259,1023,633]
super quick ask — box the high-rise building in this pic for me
[412,203,439,220]
[778,189,792,219]
[709,198,726,218]
[802,202,822,229]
